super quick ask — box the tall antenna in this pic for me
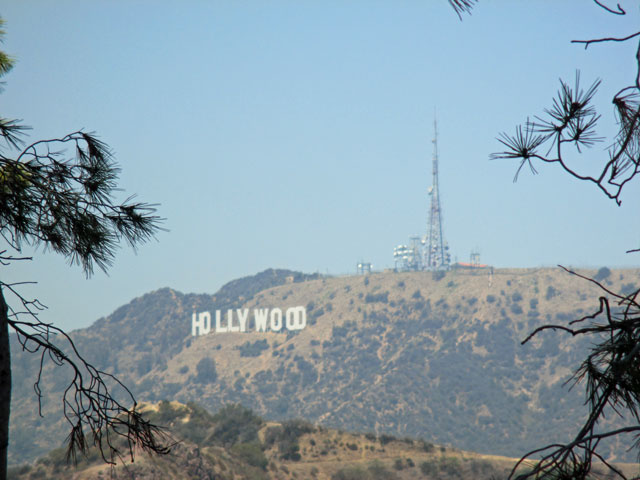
[425,118,450,270]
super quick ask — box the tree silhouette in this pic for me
[0,18,169,479]
[450,1,640,478]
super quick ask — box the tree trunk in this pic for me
[0,287,10,480]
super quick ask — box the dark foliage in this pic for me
[238,339,269,357]
[208,403,263,448]
[0,16,168,475]
[195,357,218,384]
[511,268,640,480]
[594,266,612,282]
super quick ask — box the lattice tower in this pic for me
[425,118,450,270]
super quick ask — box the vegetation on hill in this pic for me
[9,267,640,467]
[7,402,520,480]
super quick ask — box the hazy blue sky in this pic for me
[3,1,640,331]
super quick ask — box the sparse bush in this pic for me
[195,356,217,383]
[379,433,395,445]
[238,339,269,357]
[594,266,612,282]
[511,291,523,302]
[264,419,314,461]
[420,461,437,476]
[368,460,398,479]
[7,464,31,477]
[231,442,268,470]
[621,282,637,295]
[510,303,523,315]
[332,466,368,480]
[420,440,435,453]
[432,270,446,281]
[208,404,263,447]
[412,289,422,299]
[486,294,496,303]
[365,292,389,303]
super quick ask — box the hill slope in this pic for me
[6,401,525,480]
[9,266,640,465]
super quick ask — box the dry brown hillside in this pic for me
[9,267,640,467]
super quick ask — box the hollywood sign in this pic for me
[192,306,306,336]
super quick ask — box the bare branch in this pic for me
[593,0,626,15]
[572,31,640,50]
[2,283,174,465]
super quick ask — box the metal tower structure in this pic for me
[425,118,450,270]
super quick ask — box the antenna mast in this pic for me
[425,118,450,270]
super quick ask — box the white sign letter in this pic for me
[237,309,249,332]
[215,310,227,333]
[192,311,211,336]
[228,309,240,332]
[254,309,269,332]
[286,306,307,331]
[270,308,283,332]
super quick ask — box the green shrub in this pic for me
[238,339,269,357]
[264,419,314,461]
[420,461,437,476]
[7,464,31,477]
[365,292,389,303]
[420,440,434,453]
[379,433,395,445]
[621,283,637,295]
[208,404,263,447]
[432,270,445,281]
[368,460,399,479]
[231,442,268,470]
[594,266,611,282]
[332,466,368,480]
[510,303,523,315]
[195,356,217,383]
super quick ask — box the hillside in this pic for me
[9,266,640,466]
[5,401,531,480]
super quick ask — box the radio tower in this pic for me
[425,118,450,270]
